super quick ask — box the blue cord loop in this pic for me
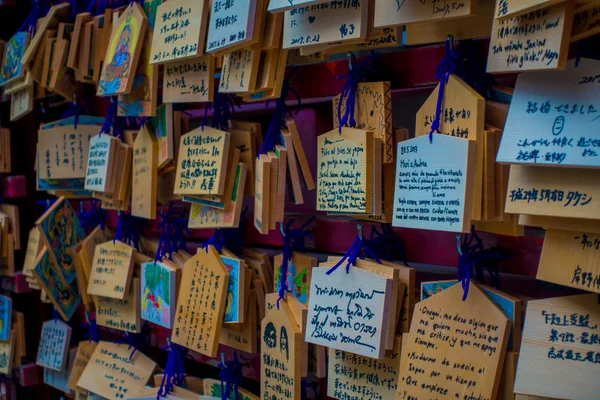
[60,95,90,129]
[326,225,381,275]
[202,92,239,131]
[429,38,459,143]
[218,352,244,400]
[202,229,226,254]
[115,212,146,251]
[99,97,119,137]
[370,224,409,267]
[18,0,47,34]
[81,312,101,342]
[277,217,314,308]
[336,53,378,132]
[157,340,191,399]
[116,323,150,360]
[258,67,302,156]
[78,199,108,233]
[155,203,188,262]
[36,199,56,214]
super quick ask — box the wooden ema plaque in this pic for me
[163,55,214,103]
[375,0,474,27]
[97,2,148,96]
[67,341,97,393]
[317,128,373,213]
[44,347,76,393]
[268,0,328,13]
[395,283,509,400]
[495,0,565,18]
[96,278,141,333]
[219,289,258,353]
[282,1,369,49]
[487,1,574,74]
[392,134,476,233]
[497,58,600,167]
[36,319,71,372]
[261,300,302,400]
[505,165,600,220]
[149,0,209,64]
[171,245,229,357]
[174,127,231,195]
[305,266,392,359]
[538,229,600,294]
[572,1,600,42]
[333,82,394,164]
[84,134,118,193]
[132,122,158,219]
[0,32,29,86]
[77,341,156,400]
[206,0,257,53]
[328,335,402,400]
[416,74,485,141]
[514,294,600,400]
[141,261,178,329]
[87,240,135,300]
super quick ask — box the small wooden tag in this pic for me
[140,261,178,329]
[0,32,29,87]
[206,0,257,53]
[171,245,230,357]
[97,277,141,333]
[87,240,135,299]
[67,341,97,394]
[84,134,118,192]
[163,55,214,103]
[36,319,72,371]
[254,154,271,234]
[132,122,158,219]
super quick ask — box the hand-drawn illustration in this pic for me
[100,24,134,94]
[0,295,12,341]
[0,32,28,86]
[280,326,289,361]
[274,261,310,304]
[222,257,242,323]
[141,261,175,328]
[264,322,277,348]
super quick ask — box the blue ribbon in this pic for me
[18,0,47,34]
[336,53,378,132]
[157,341,190,399]
[202,229,226,254]
[60,96,90,129]
[81,312,101,342]
[99,97,119,137]
[115,212,145,251]
[116,323,150,359]
[370,224,409,267]
[258,67,301,156]
[78,199,108,233]
[36,199,56,214]
[218,353,243,400]
[277,217,314,308]
[428,39,459,143]
[202,92,238,131]
[326,225,381,275]
[155,203,187,261]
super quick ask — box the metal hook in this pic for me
[221,352,226,366]
[456,235,463,256]
[357,224,363,240]
[280,222,286,237]
[446,34,454,50]
[346,52,353,71]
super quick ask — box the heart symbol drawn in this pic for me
[308,16,316,23]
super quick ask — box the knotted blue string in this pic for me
[370,224,409,267]
[171,215,190,253]
[428,39,459,143]
[218,353,243,400]
[115,212,145,251]
[336,53,378,132]
[94,0,108,16]
[277,217,314,308]
[81,312,100,342]
[18,0,46,34]
[99,97,118,137]
[155,203,186,261]
[301,379,319,400]
[78,200,108,233]
[258,67,301,156]
[202,92,238,131]
[116,323,150,359]
[326,226,381,275]
[157,341,190,399]
[60,96,89,129]
[36,199,56,222]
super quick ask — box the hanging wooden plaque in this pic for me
[487,1,574,74]
[9,84,33,122]
[21,3,70,66]
[305,266,392,359]
[206,0,257,53]
[36,319,72,372]
[87,240,135,300]
[219,288,258,354]
[0,331,15,375]
[171,245,229,357]
[254,154,271,234]
[23,228,42,278]
[163,55,214,103]
[96,278,141,333]
[506,165,600,219]
[220,48,260,94]
[317,128,373,213]
[67,340,98,394]
[268,0,328,13]
[572,1,600,42]
[495,0,565,18]
[396,283,510,400]
[174,127,231,195]
[84,134,118,192]
[283,2,368,49]
[149,0,209,64]
[513,294,600,400]
[44,347,76,393]
[140,261,178,329]
[375,0,474,27]
[261,300,302,400]
[0,32,29,86]
[97,2,148,96]
[538,229,600,293]
[77,341,156,400]
[497,58,600,167]
[392,134,476,233]
[132,122,158,219]
[328,335,402,400]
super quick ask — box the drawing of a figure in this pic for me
[0,33,25,83]
[280,326,289,361]
[99,24,133,94]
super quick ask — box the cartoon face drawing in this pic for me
[280,326,289,361]
[263,322,277,349]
